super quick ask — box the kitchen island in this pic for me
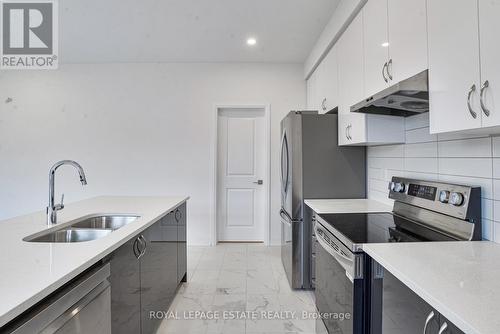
[0,196,188,331]
[364,241,500,334]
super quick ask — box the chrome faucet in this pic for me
[47,160,87,225]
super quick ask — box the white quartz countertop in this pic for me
[0,196,188,328]
[364,241,500,334]
[304,199,392,214]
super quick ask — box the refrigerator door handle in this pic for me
[280,132,290,196]
[280,208,292,222]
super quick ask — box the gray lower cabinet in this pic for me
[110,202,187,334]
[370,260,464,334]
[110,237,141,334]
[175,203,187,282]
[141,214,178,334]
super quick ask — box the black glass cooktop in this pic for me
[317,212,456,245]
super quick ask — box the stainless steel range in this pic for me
[313,177,481,334]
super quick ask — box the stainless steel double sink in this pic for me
[24,215,139,243]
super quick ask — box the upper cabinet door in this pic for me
[478,0,500,127]
[306,70,318,110]
[387,0,428,83]
[338,13,365,115]
[427,0,482,133]
[363,0,390,97]
[320,45,339,113]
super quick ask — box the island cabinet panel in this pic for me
[140,213,178,334]
[371,260,465,334]
[175,202,187,282]
[110,201,187,334]
[110,237,141,334]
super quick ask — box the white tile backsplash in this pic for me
[492,137,500,157]
[438,158,492,178]
[405,142,438,158]
[406,127,438,143]
[405,113,430,130]
[493,158,500,179]
[405,157,439,174]
[367,114,500,242]
[483,219,494,240]
[438,137,492,157]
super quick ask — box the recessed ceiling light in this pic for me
[247,38,257,46]
[381,42,389,47]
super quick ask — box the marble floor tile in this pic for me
[216,269,246,295]
[206,319,246,334]
[159,244,322,334]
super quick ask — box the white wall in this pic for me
[367,113,500,242]
[0,62,306,245]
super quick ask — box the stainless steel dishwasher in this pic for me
[4,263,111,334]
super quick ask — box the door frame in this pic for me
[210,104,271,246]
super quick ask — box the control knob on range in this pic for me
[439,190,450,203]
[449,192,464,206]
[389,182,405,193]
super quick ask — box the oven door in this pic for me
[314,222,365,334]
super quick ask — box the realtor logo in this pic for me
[1,0,58,69]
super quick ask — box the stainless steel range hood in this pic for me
[351,70,429,117]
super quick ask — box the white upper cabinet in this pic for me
[427,0,482,133]
[306,70,319,110]
[338,11,404,146]
[387,0,428,83]
[363,0,428,98]
[338,14,365,116]
[363,0,390,97]
[307,45,340,114]
[338,13,366,146]
[318,45,339,113]
[478,0,500,128]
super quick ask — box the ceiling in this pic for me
[59,0,339,63]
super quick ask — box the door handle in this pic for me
[321,98,327,111]
[139,235,147,257]
[387,59,393,81]
[253,180,263,185]
[480,80,490,117]
[467,84,478,119]
[382,62,388,83]
[438,322,448,334]
[423,311,435,334]
[133,238,141,259]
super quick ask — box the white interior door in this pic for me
[217,108,266,242]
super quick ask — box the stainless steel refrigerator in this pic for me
[280,111,366,289]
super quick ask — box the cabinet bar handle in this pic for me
[438,322,448,334]
[382,62,388,83]
[387,59,393,80]
[139,235,147,257]
[480,80,491,117]
[423,311,435,334]
[467,84,478,119]
[133,238,141,259]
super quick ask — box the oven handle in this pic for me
[314,223,354,278]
